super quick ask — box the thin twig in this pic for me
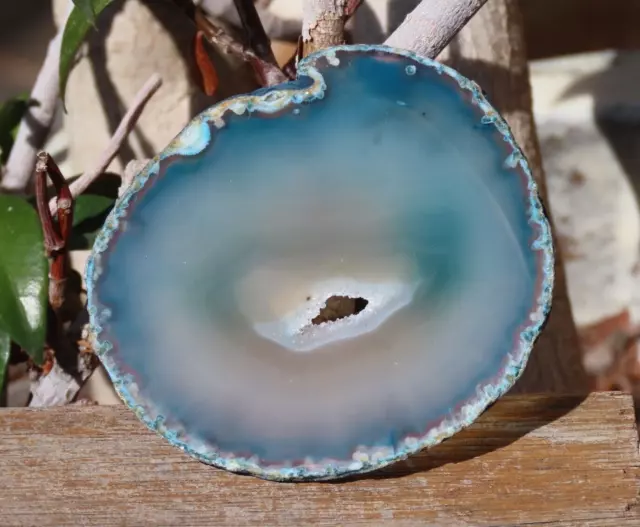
[1,31,63,192]
[48,74,163,216]
[173,0,289,83]
[384,0,490,58]
[232,0,279,66]
[195,9,290,84]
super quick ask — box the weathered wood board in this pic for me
[0,393,638,526]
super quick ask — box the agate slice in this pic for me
[86,45,553,481]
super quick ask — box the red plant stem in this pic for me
[171,1,289,85]
[194,9,289,85]
[194,31,219,96]
[34,151,74,313]
[34,154,63,252]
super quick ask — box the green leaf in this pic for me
[71,194,116,250]
[0,95,30,163]
[71,0,97,24]
[68,173,119,250]
[0,195,48,365]
[0,330,9,395]
[59,0,113,107]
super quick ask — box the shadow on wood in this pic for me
[340,392,588,482]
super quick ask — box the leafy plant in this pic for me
[0,95,31,164]
[0,195,48,366]
[60,0,113,107]
[0,330,9,397]
[69,174,119,250]
[71,0,98,25]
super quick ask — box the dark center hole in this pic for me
[311,295,369,326]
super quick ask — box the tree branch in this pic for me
[384,0,489,58]
[302,0,349,56]
[1,31,63,193]
[232,0,279,66]
[48,74,163,215]
[194,9,288,85]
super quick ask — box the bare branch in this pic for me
[48,74,163,215]
[1,31,63,192]
[302,0,348,56]
[195,9,289,84]
[232,0,279,66]
[384,0,489,58]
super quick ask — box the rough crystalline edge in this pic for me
[84,44,555,482]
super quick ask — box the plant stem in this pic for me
[195,31,219,96]
[194,9,289,85]
[48,74,163,215]
[34,152,74,314]
[232,0,278,66]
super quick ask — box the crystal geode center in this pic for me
[86,45,553,481]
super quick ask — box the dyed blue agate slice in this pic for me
[86,45,553,481]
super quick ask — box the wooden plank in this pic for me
[0,393,638,525]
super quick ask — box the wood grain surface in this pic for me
[0,393,638,525]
